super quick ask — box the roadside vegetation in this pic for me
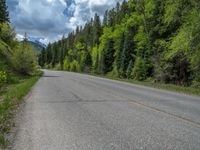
[89,73,200,96]
[0,0,41,148]
[39,0,200,94]
[0,75,40,148]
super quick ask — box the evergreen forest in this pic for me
[39,0,200,87]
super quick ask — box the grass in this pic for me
[83,73,200,96]
[46,68,200,96]
[0,75,40,149]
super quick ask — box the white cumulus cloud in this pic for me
[7,0,125,42]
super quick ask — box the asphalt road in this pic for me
[11,70,200,150]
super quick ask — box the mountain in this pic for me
[28,37,47,52]
[17,34,47,52]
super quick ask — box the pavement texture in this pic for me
[11,70,200,150]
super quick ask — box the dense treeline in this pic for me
[39,0,200,87]
[0,0,39,88]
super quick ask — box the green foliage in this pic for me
[0,134,8,149]
[0,0,9,23]
[103,39,115,73]
[54,63,62,70]
[132,57,147,81]
[93,13,102,46]
[76,42,84,51]
[91,47,99,72]
[0,22,39,77]
[0,76,40,148]
[97,27,115,73]
[0,70,7,88]
[0,23,16,46]
[38,48,46,67]
[63,56,70,71]
[0,70,7,82]
[126,60,133,79]
[0,5,42,148]
[121,32,135,77]
[70,60,80,72]
[114,33,125,77]
[11,39,38,75]
[40,0,200,87]
[134,26,148,57]
[0,39,11,67]
[191,81,200,89]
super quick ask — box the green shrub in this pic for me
[54,64,61,70]
[192,81,200,89]
[0,75,40,148]
[70,60,80,72]
[0,71,7,87]
[11,39,38,75]
[126,60,133,79]
[63,57,70,71]
[132,57,147,81]
[0,23,16,47]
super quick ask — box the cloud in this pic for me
[16,33,24,41]
[7,0,124,42]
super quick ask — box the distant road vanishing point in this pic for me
[12,70,200,150]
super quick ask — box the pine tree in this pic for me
[120,0,129,20]
[0,0,9,23]
[132,57,147,81]
[115,33,125,77]
[103,38,115,73]
[39,0,200,87]
[121,33,135,77]
[126,60,133,79]
[103,10,108,27]
[108,8,116,29]
[93,13,102,46]
[38,48,46,67]
[59,47,64,69]
[115,2,121,24]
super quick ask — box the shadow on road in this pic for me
[42,75,60,78]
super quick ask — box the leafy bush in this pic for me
[0,23,16,47]
[132,57,147,81]
[70,60,80,72]
[63,57,70,71]
[0,71,7,86]
[11,39,38,75]
[53,64,61,70]
[192,81,200,89]
[126,60,133,79]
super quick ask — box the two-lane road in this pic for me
[12,70,200,150]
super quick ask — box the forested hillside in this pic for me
[0,1,40,146]
[0,0,39,78]
[39,0,200,87]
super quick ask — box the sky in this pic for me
[7,0,124,44]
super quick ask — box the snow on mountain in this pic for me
[16,34,48,49]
